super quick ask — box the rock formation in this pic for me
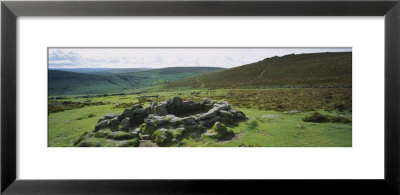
[75,97,246,147]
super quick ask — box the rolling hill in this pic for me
[50,68,152,74]
[49,67,224,95]
[165,52,352,89]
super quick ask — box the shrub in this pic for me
[302,112,351,124]
[302,112,328,123]
[247,119,258,130]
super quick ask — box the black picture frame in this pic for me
[1,0,399,194]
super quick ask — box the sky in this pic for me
[48,48,351,69]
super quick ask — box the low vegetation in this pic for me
[302,112,351,123]
[165,52,351,89]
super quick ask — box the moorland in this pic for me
[48,52,352,147]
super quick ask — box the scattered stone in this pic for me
[297,124,304,129]
[262,115,279,119]
[286,110,299,114]
[79,141,89,147]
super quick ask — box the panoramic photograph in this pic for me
[48,48,352,147]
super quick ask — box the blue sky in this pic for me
[48,48,351,69]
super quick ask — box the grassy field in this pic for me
[48,89,351,147]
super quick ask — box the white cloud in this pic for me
[48,48,352,69]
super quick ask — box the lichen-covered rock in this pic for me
[203,122,231,139]
[132,113,146,125]
[220,110,234,123]
[144,106,152,115]
[200,116,222,127]
[79,141,89,147]
[98,116,105,123]
[140,123,157,135]
[154,104,168,116]
[198,106,220,120]
[120,117,131,131]
[170,116,183,126]
[123,109,133,120]
[110,117,120,128]
[139,140,158,147]
[95,129,112,138]
[152,128,173,146]
[173,96,183,106]
[203,97,211,104]
[95,119,109,131]
[147,115,169,126]
[116,113,124,122]
[113,131,134,140]
[131,104,143,111]
[141,134,151,140]
[171,128,186,139]
[230,109,246,119]
[129,127,141,136]
[117,138,140,147]
[133,107,145,115]
[182,116,197,125]
[104,113,116,119]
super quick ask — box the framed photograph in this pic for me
[2,0,399,194]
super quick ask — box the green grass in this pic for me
[48,104,125,147]
[182,108,351,147]
[48,90,351,147]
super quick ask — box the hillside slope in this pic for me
[165,52,352,89]
[49,67,224,95]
